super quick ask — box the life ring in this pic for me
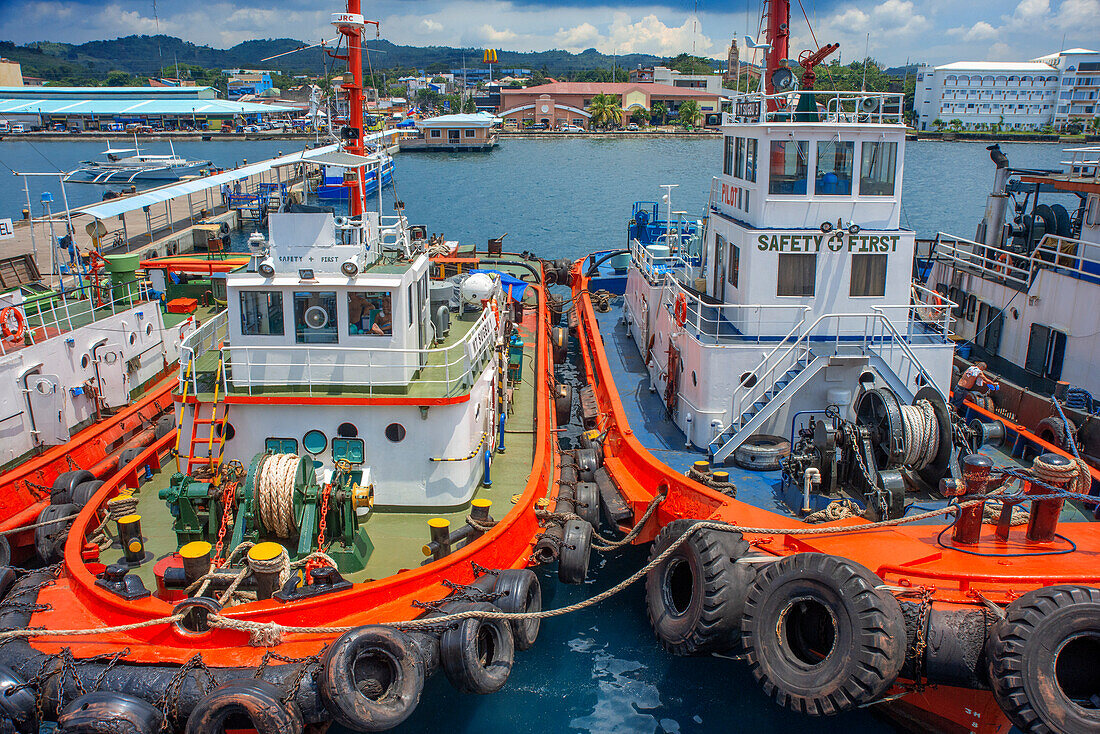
[986,584,1100,733]
[674,294,688,328]
[558,518,593,584]
[0,307,26,343]
[319,626,425,732]
[644,518,755,655]
[60,692,162,734]
[439,601,515,694]
[740,552,907,713]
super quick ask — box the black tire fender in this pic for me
[644,519,754,655]
[492,569,542,651]
[733,435,791,471]
[72,480,105,508]
[740,552,907,715]
[558,519,592,584]
[551,326,569,364]
[0,664,36,733]
[118,447,144,470]
[51,470,94,505]
[35,503,77,565]
[554,383,572,427]
[154,413,177,440]
[440,601,515,695]
[59,691,161,734]
[1037,416,1076,450]
[573,482,601,528]
[319,625,425,732]
[185,679,303,734]
[0,537,9,568]
[985,584,1100,734]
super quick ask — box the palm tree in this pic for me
[630,107,649,125]
[587,93,623,129]
[676,100,702,129]
[651,101,668,125]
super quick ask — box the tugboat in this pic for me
[566,2,1100,732]
[0,5,562,733]
[924,144,1100,476]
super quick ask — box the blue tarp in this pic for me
[470,269,528,302]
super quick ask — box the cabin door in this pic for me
[24,373,69,446]
[93,343,129,409]
[713,234,726,302]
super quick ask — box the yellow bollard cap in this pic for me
[472,498,492,509]
[248,541,284,562]
[127,540,144,554]
[180,541,212,559]
[428,518,450,529]
[118,514,141,525]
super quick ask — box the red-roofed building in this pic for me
[498,82,726,130]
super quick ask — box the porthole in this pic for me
[303,429,327,454]
[145,323,153,337]
[81,354,90,370]
[215,422,236,442]
[128,331,137,346]
[337,422,358,438]
[739,372,758,388]
[385,423,406,443]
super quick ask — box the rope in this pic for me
[1032,452,1091,498]
[0,513,81,537]
[88,495,140,550]
[900,400,939,470]
[805,499,862,524]
[257,454,298,538]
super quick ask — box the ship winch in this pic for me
[781,386,1005,519]
[160,438,374,572]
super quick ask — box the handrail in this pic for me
[664,278,811,344]
[932,231,1100,290]
[221,306,497,396]
[726,90,905,125]
[178,310,229,395]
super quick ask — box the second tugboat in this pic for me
[0,5,567,733]
[567,1,1100,732]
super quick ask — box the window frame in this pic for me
[727,243,740,288]
[238,290,285,337]
[849,254,888,297]
[859,141,898,196]
[815,139,855,196]
[347,289,395,337]
[293,290,339,345]
[777,253,817,297]
[768,140,809,195]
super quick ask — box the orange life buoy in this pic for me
[674,294,688,327]
[0,307,26,343]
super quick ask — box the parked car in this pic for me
[627,123,639,131]
[10,123,25,134]
[560,124,584,132]
[526,123,548,131]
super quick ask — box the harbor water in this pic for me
[0,137,1064,733]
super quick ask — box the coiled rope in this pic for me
[257,454,299,538]
[900,400,939,470]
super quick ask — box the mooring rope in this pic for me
[900,400,938,470]
[257,454,298,538]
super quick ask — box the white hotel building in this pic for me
[914,49,1099,131]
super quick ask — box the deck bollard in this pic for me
[426,518,452,561]
[941,454,993,545]
[247,542,285,600]
[180,541,212,592]
[1027,453,1070,543]
[117,514,148,566]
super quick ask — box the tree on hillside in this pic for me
[587,93,623,129]
[676,100,701,129]
[665,53,715,75]
[651,101,668,125]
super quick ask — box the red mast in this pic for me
[331,2,378,217]
[764,0,790,109]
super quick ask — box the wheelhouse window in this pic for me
[777,254,816,296]
[744,138,757,182]
[239,291,284,336]
[727,243,740,288]
[850,254,887,297]
[735,137,746,178]
[815,140,855,195]
[769,140,808,195]
[294,291,338,344]
[723,136,735,176]
[860,141,898,196]
[347,291,393,336]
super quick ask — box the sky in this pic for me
[1,0,1098,68]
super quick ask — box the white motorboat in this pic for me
[71,139,212,183]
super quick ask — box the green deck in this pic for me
[122,266,545,588]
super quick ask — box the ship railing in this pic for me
[930,233,1032,290]
[629,238,691,283]
[178,310,229,395]
[726,91,905,125]
[932,232,1100,290]
[1062,146,1100,179]
[221,306,497,397]
[0,279,154,357]
[730,311,946,422]
[664,279,811,343]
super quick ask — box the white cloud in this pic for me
[554,22,600,52]
[419,18,443,34]
[478,24,519,44]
